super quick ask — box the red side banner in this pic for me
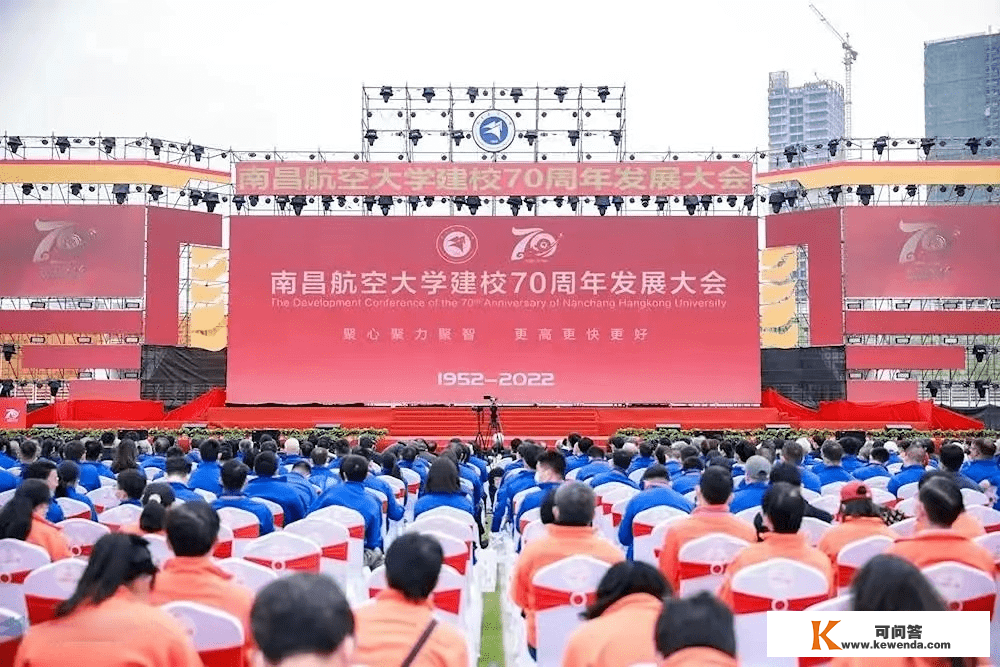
[234,162,754,196]
[0,205,145,297]
[228,216,761,404]
[845,206,1000,298]
[0,399,27,429]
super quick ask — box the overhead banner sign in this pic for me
[228,216,761,405]
[234,161,754,196]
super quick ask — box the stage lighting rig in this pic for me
[407,195,419,212]
[191,145,205,161]
[612,195,624,213]
[507,196,522,216]
[148,185,163,202]
[783,190,798,208]
[69,183,82,197]
[274,194,288,211]
[0,380,12,398]
[523,130,538,146]
[363,196,376,212]
[973,344,990,363]
[567,130,580,147]
[234,195,247,211]
[467,196,481,215]
[827,185,842,203]
[640,195,650,208]
[248,195,259,207]
[554,86,569,102]
[926,380,941,398]
[47,380,61,398]
[610,130,622,146]
[510,87,523,102]
[150,138,163,156]
[423,196,434,207]
[409,130,422,146]
[769,191,784,214]
[467,87,479,103]
[597,86,610,103]
[189,189,204,206]
[524,197,536,212]
[905,184,917,198]
[379,86,393,102]
[378,196,393,216]
[568,196,580,212]
[856,184,874,206]
[112,183,130,205]
[655,196,668,212]
[422,87,435,103]
[595,196,610,216]
[204,192,221,213]
[873,136,889,156]
[699,194,712,211]
[291,195,307,216]
[337,196,347,208]
[966,137,981,155]
[54,136,70,154]
[453,196,466,211]
[21,183,33,196]
[2,344,15,362]
[365,130,378,146]
[683,195,698,215]
[975,380,989,399]
[726,195,738,208]
[827,139,839,157]
[743,195,754,212]
[101,137,116,155]
[919,137,936,157]
[783,145,798,163]
[955,185,967,197]
[6,136,22,154]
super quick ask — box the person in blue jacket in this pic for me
[51,461,97,520]
[397,445,429,485]
[287,460,319,510]
[588,449,640,490]
[617,465,693,559]
[887,442,930,496]
[852,446,892,482]
[0,468,15,494]
[626,441,656,476]
[309,455,382,551]
[514,450,566,531]
[812,441,855,488]
[728,456,772,514]
[491,442,543,532]
[361,466,405,524]
[76,440,116,492]
[115,469,146,508]
[573,444,611,482]
[21,461,65,523]
[162,456,206,503]
[670,457,704,496]
[212,459,274,534]
[938,442,982,492]
[138,437,171,471]
[245,451,307,524]
[0,438,17,470]
[187,440,223,495]
[838,437,865,474]
[414,457,475,519]
[960,438,1000,484]
[308,448,339,491]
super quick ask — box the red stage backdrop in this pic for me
[844,206,1000,298]
[0,205,144,297]
[228,216,760,404]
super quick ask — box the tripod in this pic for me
[474,398,503,452]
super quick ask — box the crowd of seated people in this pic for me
[0,430,994,666]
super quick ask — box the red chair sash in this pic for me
[442,552,468,575]
[212,541,233,559]
[432,589,461,614]
[653,547,662,560]
[103,523,123,533]
[198,645,243,667]
[0,570,33,585]
[407,483,419,494]
[678,560,730,580]
[599,501,612,514]
[67,510,90,520]
[69,544,93,558]
[321,542,349,561]
[0,638,21,666]
[25,594,62,625]
[93,504,107,514]
[368,586,383,599]
[273,513,285,528]
[520,518,530,533]
[231,525,259,539]
[985,524,1000,534]
[836,564,856,587]
[348,525,364,540]
[798,656,831,667]
[245,552,321,573]
[633,523,655,537]
[533,585,596,612]
[946,594,995,612]
[732,591,828,614]
[612,511,623,528]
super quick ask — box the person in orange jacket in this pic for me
[510,481,625,660]
[816,480,897,588]
[830,553,989,667]
[0,479,70,561]
[352,532,468,667]
[717,482,835,608]
[561,561,671,667]
[658,466,757,592]
[911,470,986,539]
[14,533,202,667]
[150,502,255,666]
[888,474,995,576]
[251,572,355,667]
[654,591,738,667]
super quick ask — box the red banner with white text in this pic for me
[228,216,760,404]
[844,206,1000,298]
[0,205,145,297]
[234,162,754,196]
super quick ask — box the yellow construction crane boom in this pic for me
[810,3,858,138]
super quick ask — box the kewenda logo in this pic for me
[511,227,561,262]
[3,409,19,424]
[436,225,478,264]
[32,219,98,280]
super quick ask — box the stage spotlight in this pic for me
[21,183,33,196]
[827,139,839,157]
[380,86,393,102]
[191,145,205,161]
[920,137,936,157]
[6,136,22,154]
[612,195,624,213]
[55,136,70,154]
[966,137,981,155]
[2,343,15,362]
[769,191,784,214]
[422,87,435,103]
[423,196,434,207]
[248,195,259,207]
[365,129,378,146]
[0,380,12,398]
[568,196,580,212]
[955,184,967,197]
[188,189,204,206]
[639,195,650,208]
[150,138,163,156]
[974,344,989,363]
[453,196,466,211]
[101,137,116,155]
[525,196,536,212]
[362,195,376,212]
[234,195,246,211]
[523,130,538,146]
[148,185,163,202]
[554,86,569,102]
[905,184,917,197]
[112,183,130,205]
[467,196,482,215]
[508,196,522,216]
[655,195,668,211]
[783,145,798,163]
[856,184,874,206]
[467,87,478,103]
[202,192,219,213]
[446,130,463,146]
[726,195,738,208]
[567,130,580,147]
[975,380,989,399]
[699,194,712,211]
[409,130,422,146]
[510,87,523,102]
[683,195,699,215]
[334,196,346,208]
[595,195,610,216]
[926,380,941,398]
[873,136,889,156]
[378,195,393,215]
[407,195,419,212]
[47,380,61,398]
[274,194,288,211]
[597,86,610,103]
[69,183,82,197]
[827,185,842,203]
[743,195,755,211]
[783,190,798,208]
[610,130,622,146]
[290,195,307,216]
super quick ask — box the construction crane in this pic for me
[809,3,858,139]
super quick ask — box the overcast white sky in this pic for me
[0,0,994,155]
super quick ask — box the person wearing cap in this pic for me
[882,440,903,465]
[779,440,821,493]
[888,474,994,577]
[852,446,892,482]
[812,441,855,488]
[728,456,771,514]
[816,481,896,588]
[911,470,985,539]
[617,465,693,560]
[887,441,928,496]
[717,482,835,609]
[658,466,756,592]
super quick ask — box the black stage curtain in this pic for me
[140,345,226,409]
[945,404,1000,430]
[761,346,847,408]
